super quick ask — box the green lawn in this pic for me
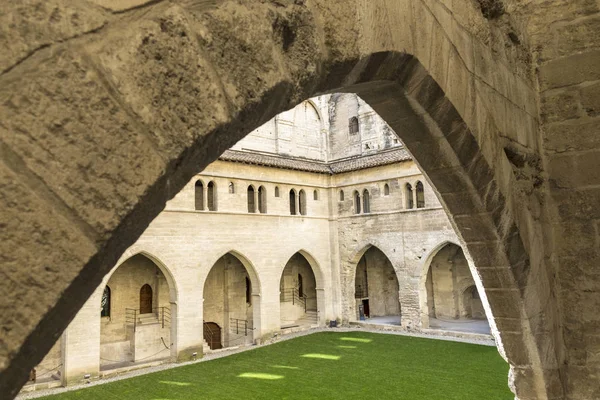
[41,332,512,400]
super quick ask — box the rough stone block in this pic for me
[539,50,600,90]
[541,90,581,124]
[580,82,600,117]
[544,118,600,153]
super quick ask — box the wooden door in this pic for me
[140,284,153,314]
[203,322,222,350]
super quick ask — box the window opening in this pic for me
[362,189,370,213]
[247,186,256,213]
[195,180,204,211]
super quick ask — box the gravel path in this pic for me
[18,326,495,400]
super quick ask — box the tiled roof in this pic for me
[329,148,412,173]
[218,148,412,174]
[219,150,331,173]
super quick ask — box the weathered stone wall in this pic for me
[363,247,401,317]
[3,0,599,398]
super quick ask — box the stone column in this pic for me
[412,184,417,209]
[316,288,326,326]
[251,293,262,343]
[61,286,102,386]
[175,286,203,361]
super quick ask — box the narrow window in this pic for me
[245,276,252,304]
[405,183,414,209]
[416,181,425,208]
[289,189,297,215]
[299,190,307,215]
[354,191,361,214]
[384,183,390,196]
[207,181,216,211]
[349,116,359,134]
[363,189,370,213]
[140,284,153,314]
[247,185,256,213]
[313,189,319,200]
[275,186,280,197]
[258,185,267,213]
[228,182,235,194]
[101,286,111,317]
[195,180,204,211]
[339,190,344,201]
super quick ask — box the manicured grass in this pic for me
[41,332,512,400]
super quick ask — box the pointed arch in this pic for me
[247,185,256,213]
[415,181,425,208]
[194,180,204,211]
[289,189,297,215]
[362,189,370,213]
[353,190,361,214]
[207,180,217,211]
[298,189,307,215]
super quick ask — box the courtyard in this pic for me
[36,331,511,400]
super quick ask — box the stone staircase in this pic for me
[137,313,160,325]
[281,310,318,335]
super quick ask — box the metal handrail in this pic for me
[280,288,307,312]
[229,318,252,336]
[125,307,171,331]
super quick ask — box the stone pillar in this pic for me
[251,293,262,343]
[254,190,259,214]
[175,286,203,362]
[412,184,417,209]
[61,287,102,386]
[203,185,208,211]
[316,288,326,326]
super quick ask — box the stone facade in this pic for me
[29,96,485,391]
[2,1,600,399]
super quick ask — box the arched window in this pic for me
[416,181,425,208]
[339,190,344,201]
[363,189,370,213]
[258,185,267,213]
[298,274,304,296]
[228,182,235,194]
[313,189,319,200]
[247,185,256,213]
[299,190,307,215]
[140,284,153,314]
[274,186,280,197]
[195,180,204,211]
[289,189,297,215]
[354,191,361,214]
[101,286,111,317]
[245,276,252,304]
[349,116,359,134]
[384,183,390,196]
[405,183,414,209]
[207,181,216,211]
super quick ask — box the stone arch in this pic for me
[278,249,325,327]
[348,243,401,323]
[418,241,495,338]
[281,249,325,291]
[201,250,262,344]
[202,250,262,297]
[1,2,559,398]
[108,248,179,305]
[101,248,180,363]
